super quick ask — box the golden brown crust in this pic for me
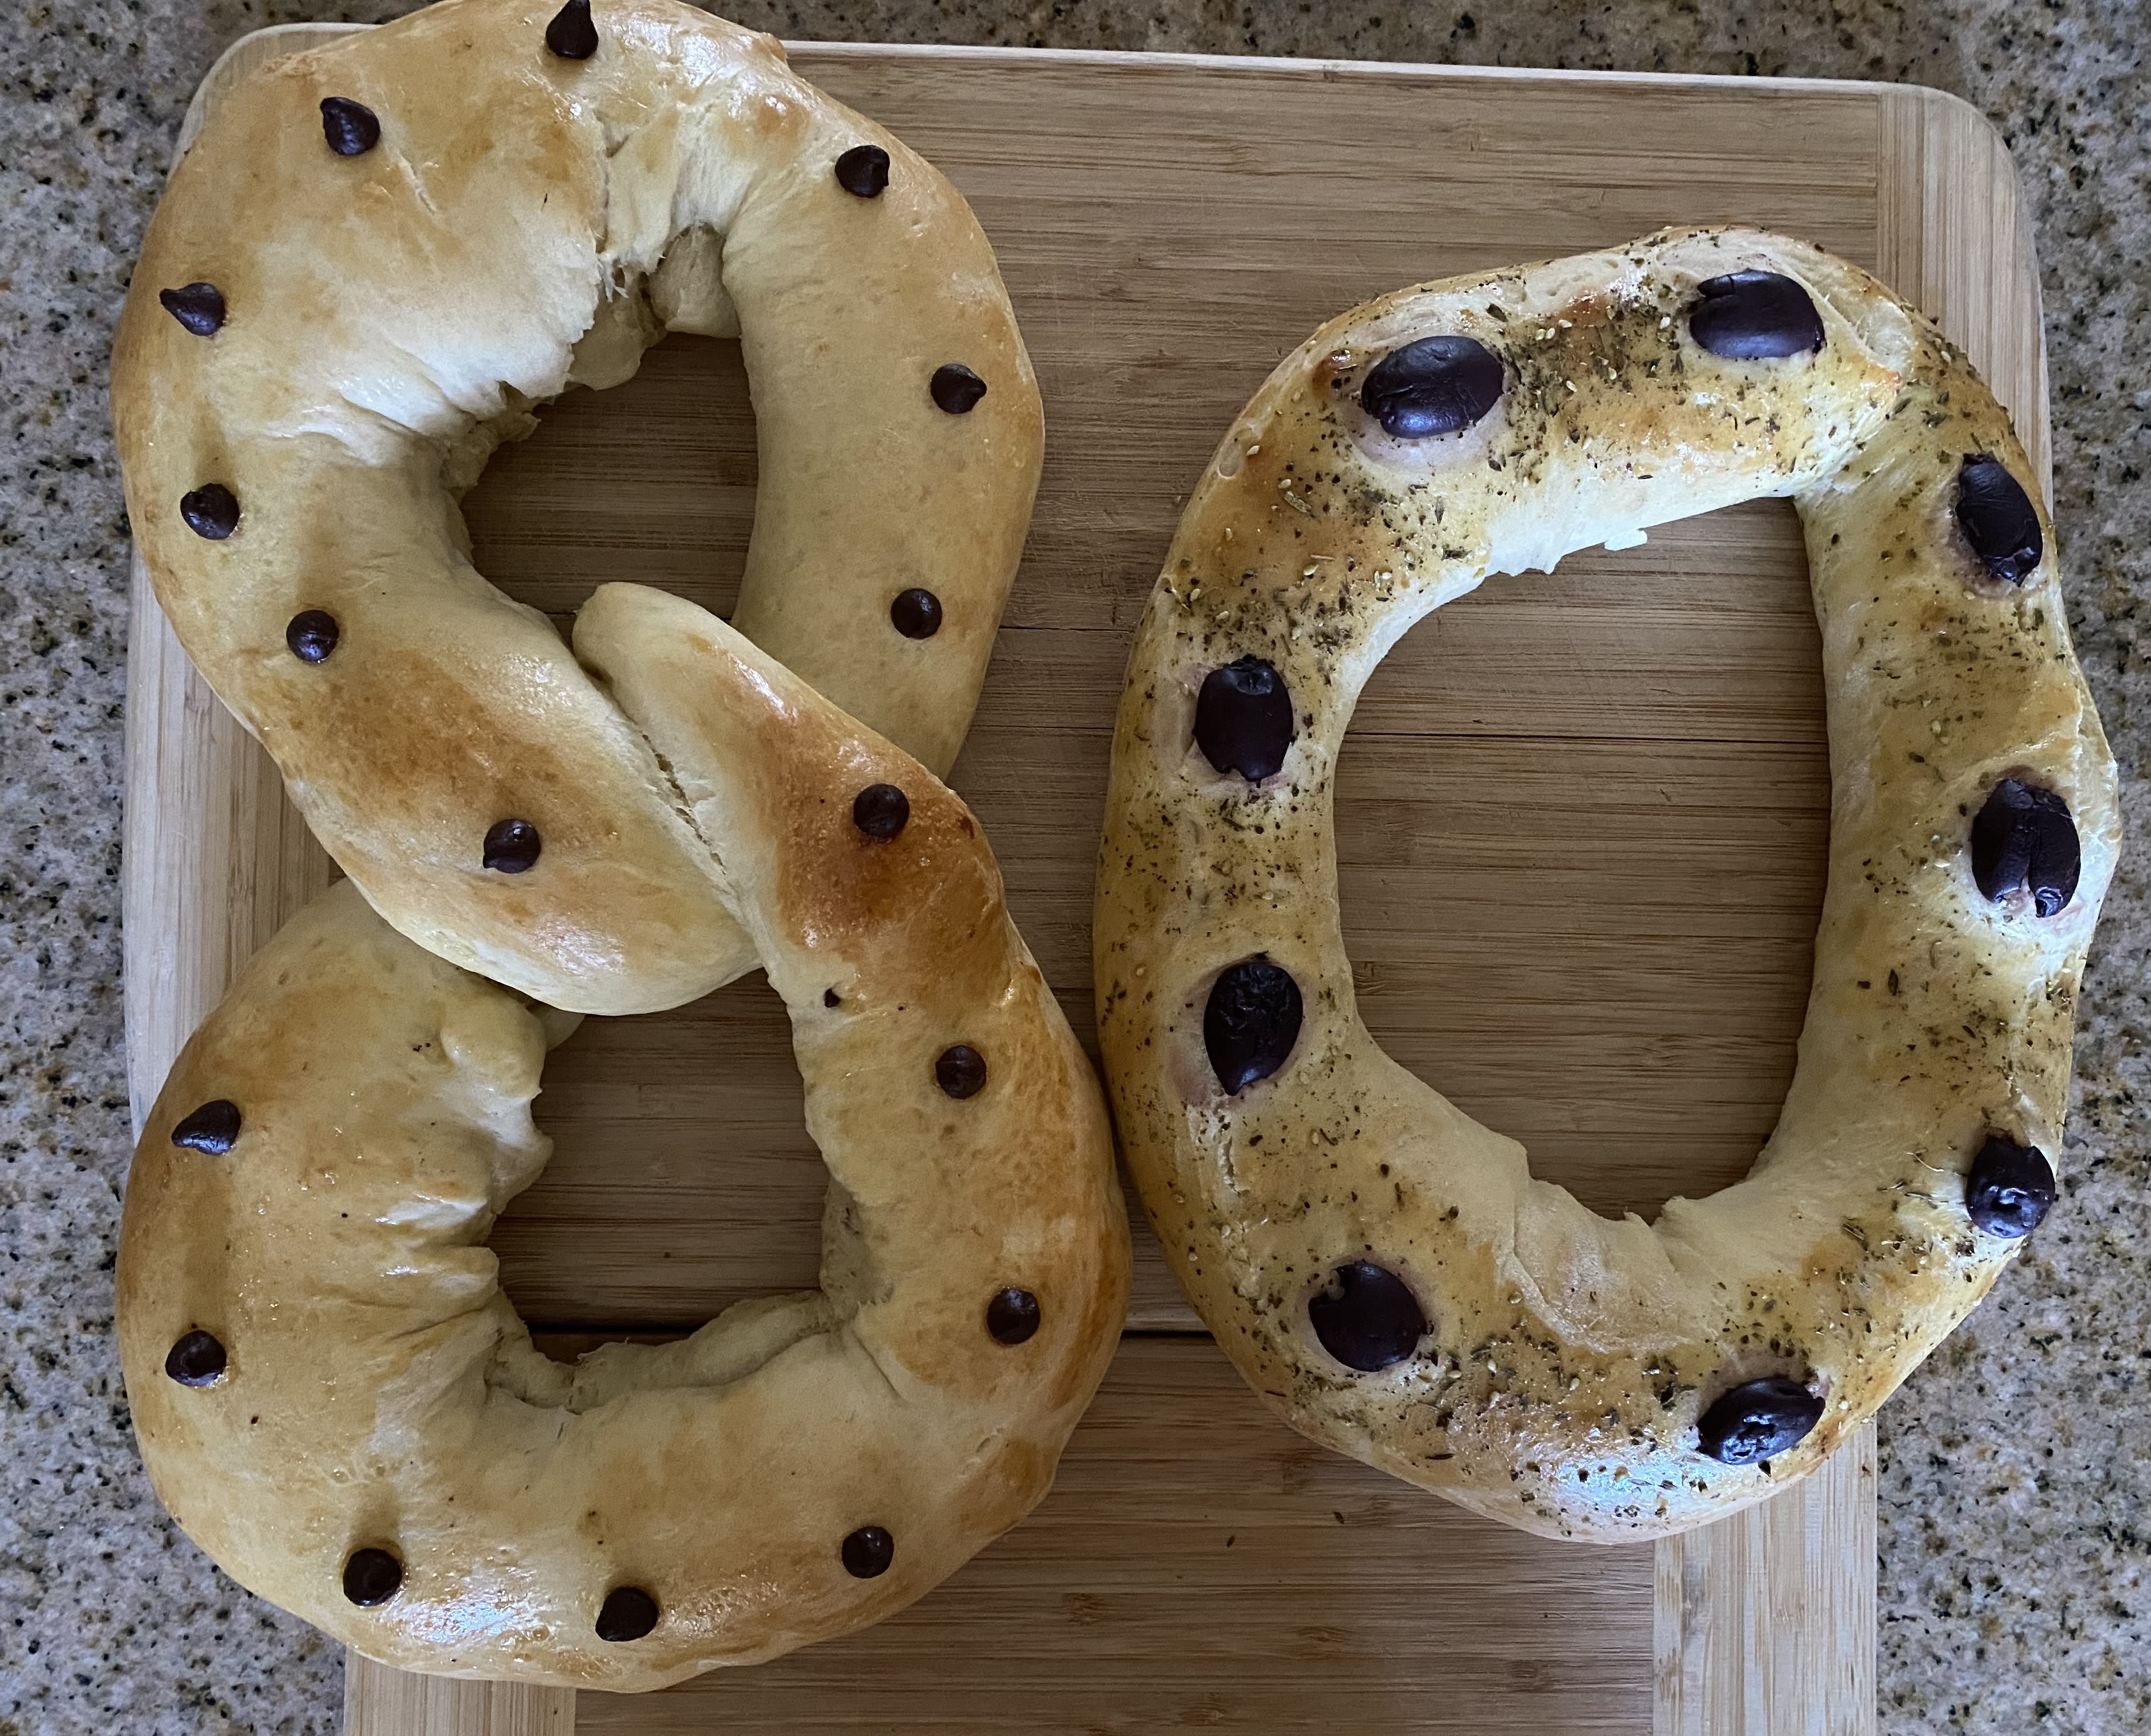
[118,600,1128,1691]
[111,0,1043,1014]
[1093,227,2119,1541]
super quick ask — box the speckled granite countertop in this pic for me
[3,1,2145,1731]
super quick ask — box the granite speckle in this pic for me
[1,1,2144,1731]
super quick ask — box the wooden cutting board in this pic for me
[122,22,2052,1736]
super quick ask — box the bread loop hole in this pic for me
[1335,499,1828,1222]
[493,971,831,1350]
[463,325,758,631]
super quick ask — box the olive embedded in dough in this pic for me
[342,1547,404,1607]
[170,1098,242,1154]
[1954,454,2044,584]
[285,610,340,664]
[1202,958,1303,1094]
[889,586,943,640]
[840,1525,895,1579]
[481,818,542,874]
[164,1329,227,1387]
[1357,335,1504,439]
[1686,271,1825,359]
[319,97,381,157]
[986,1286,1040,1344]
[1970,777,2080,917]
[852,783,911,839]
[1307,1261,1427,1372]
[834,144,891,199]
[929,363,988,414]
[1093,226,2119,1541]
[1964,1135,2057,1238]
[1695,1377,1824,1466]
[544,0,599,59]
[158,282,225,336]
[1193,656,1293,782]
[595,1585,660,1642]
[935,1044,987,1100]
[179,483,239,540]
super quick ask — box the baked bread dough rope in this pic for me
[118,585,1129,1690]
[1093,227,2119,1541]
[111,0,1044,1015]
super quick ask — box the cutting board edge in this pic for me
[173,18,2010,107]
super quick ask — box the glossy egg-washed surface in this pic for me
[1094,227,2119,1542]
[117,591,1129,1690]
[110,0,1043,1016]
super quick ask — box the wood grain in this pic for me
[571,1336,1653,1734]
[1875,86,2052,486]
[123,25,2052,1736]
[1654,1424,1878,1736]
[343,1663,577,1736]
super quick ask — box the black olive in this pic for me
[1194,657,1293,781]
[1359,336,1504,438]
[1696,1377,1823,1465]
[1307,1261,1426,1371]
[1970,779,2079,918]
[1688,272,1825,360]
[1964,1136,2056,1238]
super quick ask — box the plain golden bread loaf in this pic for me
[110,0,1043,1015]
[118,596,1129,1691]
[1093,227,2118,1541]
